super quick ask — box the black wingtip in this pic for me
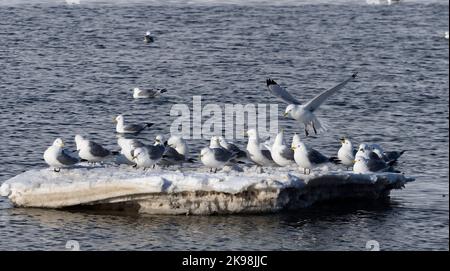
[266,78,277,86]
[111,150,120,156]
[352,72,358,78]
[329,157,341,164]
[187,158,197,163]
[146,123,154,128]
[160,89,167,94]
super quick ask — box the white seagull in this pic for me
[337,137,357,169]
[75,135,116,164]
[201,137,237,173]
[43,138,79,172]
[114,115,154,134]
[266,72,358,136]
[161,136,194,166]
[269,130,295,167]
[245,129,276,167]
[133,87,167,99]
[292,142,340,175]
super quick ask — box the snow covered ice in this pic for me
[0,165,414,215]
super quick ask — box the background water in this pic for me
[0,0,448,251]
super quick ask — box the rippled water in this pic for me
[0,0,448,250]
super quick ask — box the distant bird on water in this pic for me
[144,31,154,43]
[133,87,167,99]
[113,115,154,135]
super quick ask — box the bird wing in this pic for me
[303,72,358,112]
[89,141,111,157]
[279,146,294,161]
[307,149,329,164]
[266,79,301,105]
[162,147,185,162]
[261,149,274,161]
[213,148,234,162]
[124,124,144,133]
[58,149,79,165]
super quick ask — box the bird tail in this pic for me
[311,115,329,134]
[145,123,154,128]
[187,158,197,163]
[329,156,341,164]
[111,150,120,156]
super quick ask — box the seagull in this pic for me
[117,137,145,164]
[355,143,371,159]
[270,130,295,167]
[133,87,167,99]
[201,137,237,173]
[113,115,154,135]
[144,31,154,43]
[245,129,276,167]
[353,156,397,174]
[218,137,247,162]
[292,142,340,175]
[266,72,358,136]
[337,137,357,169]
[370,144,405,163]
[160,136,194,166]
[131,136,165,169]
[444,31,449,40]
[291,133,301,149]
[43,138,79,172]
[74,135,117,164]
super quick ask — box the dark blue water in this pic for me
[0,0,448,250]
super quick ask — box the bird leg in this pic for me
[304,124,309,137]
[214,168,218,173]
[312,122,317,135]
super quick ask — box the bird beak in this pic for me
[353,160,356,163]
[340,138,345,143]
[283,112,288,117]
[244,131,248,137]
[60,143,65,147]
[112,118,117,123]
[291,146,296,150]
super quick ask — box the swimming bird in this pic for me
[201,137,237,173]
[133,87,167,99]
[444,31,449,40]
[161,136,194,166]
[114,115,154,135]
[338,137,357,169]
[75,135,116,164]
[270,130,295,167]
[218,137,247,162]
[266,72,358,136]
[245,129,276,167]
[144,31,154,43]
[43,138,79,172]
[292,142,340,174]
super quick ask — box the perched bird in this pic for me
[144,31,154,43]
[114,115,154,135]
[117,137,145,164]
[131,136,165,169]
[43,138,79,172]
[370,144,405,163]
[270,130,295,167]
[292,142,340,175]
[245,129,276,167]
[353,156,397,174]
[218,136,247,162]
[133,87,167,99]
[355,143,371,159]
[161,136,194,166]
[337,137,357,169]
[201,137,237,173]
[74,135,116,164]
[291,133,301,149]
[266,73,358,136]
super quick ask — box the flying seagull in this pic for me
[266,72,358,136]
